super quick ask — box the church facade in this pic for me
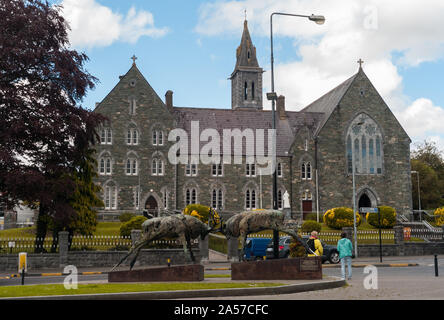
[93,21,412,221]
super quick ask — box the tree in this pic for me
[0,0,105,251]
[49,147,104,251]
[411,141,444,210]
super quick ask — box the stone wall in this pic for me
[357,243,444,257]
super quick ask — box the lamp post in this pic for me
[268,12,325,259]
[411,171,421,211]
[411,170,421,221]
[351,121,364,258]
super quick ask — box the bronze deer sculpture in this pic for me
[222,209,308,260]
[111,209,219,271]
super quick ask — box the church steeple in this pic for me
[230,20,263,110]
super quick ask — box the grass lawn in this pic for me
[0,226,35,237]
[204,274,231,278]
[0,282,283,298]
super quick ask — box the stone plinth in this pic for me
[108,264,204,282]
[231,257,322,280]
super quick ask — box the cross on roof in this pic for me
[131,54,137,65]
[357,58,364,68]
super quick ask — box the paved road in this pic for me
[193,256,444,300]
[1,255,443,300]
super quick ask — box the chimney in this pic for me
[277,95,287,119]
[165,90,173,110]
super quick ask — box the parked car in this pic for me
[265,236,292,259]
[265,235,340,264]
[243,238,272,260]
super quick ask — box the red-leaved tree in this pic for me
[0,0,105,251]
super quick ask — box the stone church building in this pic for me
[93,20,412,221]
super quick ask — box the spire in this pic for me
[234,20,259,69]
[230,19,263,110]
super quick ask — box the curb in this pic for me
[8,271,106,278]
[2,262,419,277]
[322,263,419,268]
[1,277,346,300]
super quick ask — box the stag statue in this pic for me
[222,209,307,260]
[111,209,219,271]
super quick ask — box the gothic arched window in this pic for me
[346,114,383,175]
[99,154,112,175]
[245,189,256,210]
[212,188,224,210]
[186,188,197,206]
[127,128,139,145]
[104,181,117,210]
[151,158,164,176]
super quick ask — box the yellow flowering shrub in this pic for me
[183,204,221,228]
[434,207,444,226]
[366,206,397,229]
[323,207,361,230]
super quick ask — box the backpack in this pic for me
[306,238,316,254]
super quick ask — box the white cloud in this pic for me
[196,0,444,150]
[396,98,444,137]
[60,0,168,48]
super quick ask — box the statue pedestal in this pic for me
[108,264,204,282]
[283,208,292,220]
[231,257,322,280]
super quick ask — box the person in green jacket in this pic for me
[337,232,353,280]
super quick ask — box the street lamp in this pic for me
[268,12,325,258]
[411,171,421,219]
[351,121,364,258]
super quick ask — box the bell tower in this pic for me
[230,20,263,110]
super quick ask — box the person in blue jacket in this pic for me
[337,232,353,280]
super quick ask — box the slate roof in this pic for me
[173,107,324,156]
[171,70,362,156]
[300,72,359,135]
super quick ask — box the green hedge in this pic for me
[301,220,322,233]
[119,216,147,237]
[304,213,318,221]
[119,212,136,223]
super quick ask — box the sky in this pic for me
[55,0,444,153]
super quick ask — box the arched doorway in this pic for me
[145,196,158,217]
[358,193,372,210]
